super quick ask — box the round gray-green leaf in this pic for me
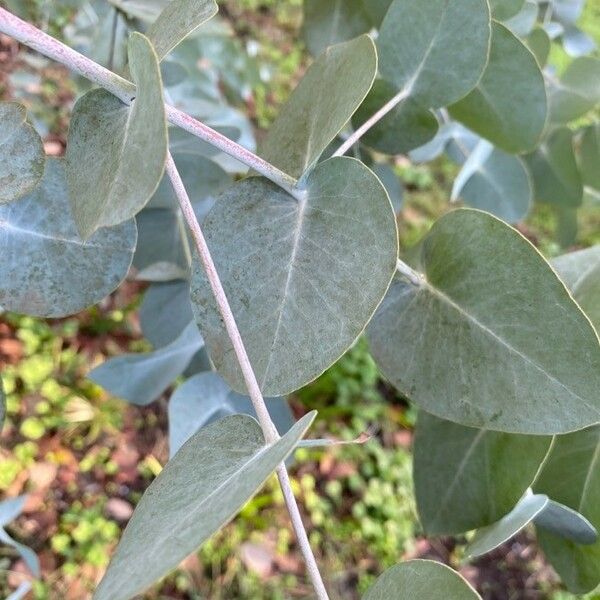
[66,33,167,239]
[368,209,600,434]
[94,411,316,600]
[0,159,136,318]
[548,56,600,124]
[0,102,45,204]
[552,245,600,332]
[534,426,600,594]
[352,80,438,155]
[377,0,491,108]
[414,412,552,536]
[89,322,203,406]
[259,35,377,179]
[526,27,551,66]
[524,127,583,208]
[147,0,218,62]
[491,0,525,20]
[534,500,598,545]
[192,157,398,397]
[363,560,481,600]
[449,23,547,154]
[168,371,294,457]
[302,0,371,57]
[454,146,533,223]
[465,493,549,558]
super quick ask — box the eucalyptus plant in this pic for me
[0,0,599,598]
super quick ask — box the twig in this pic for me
[396,259,424,286]
[165,154,330,600]
[333,87,410,157]
[0,7,299,195]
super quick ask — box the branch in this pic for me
[165,154,330,600]
[333,87,410,157]
[0,7,299,195]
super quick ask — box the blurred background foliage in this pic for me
[0,0,599,598]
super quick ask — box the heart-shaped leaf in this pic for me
[363,560,481,600]
[452,141,532,223]
[352,80,438,155]
[94,411,316,600]
[0,159,136,318]
[147,0,218,61]
[168,371,294,457]
[89,322,203,406]
[534,500,598,545]
[0,102,45,204]
[534,425,600,594]
[302,0,371,56]
[414,411,552,535]
[465,492,549,558]
[368,209,600,434]
[259,35,377,178]
[66,33,167,239]
[140,281,194,348]
[449,22,547,154]
[192,157,398,396]
[552,246,600,332]
[548,56,600,123]
[524,127,583,207]
[377,0,490,108]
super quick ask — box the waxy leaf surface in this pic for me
[89,322,203,406]
[449,23,547,154]
[0,159,136,318]
[364,560,481,600]
[168,372,294,457]
[259,36,377,178]
[302,0,371,56]
[465,493,549,557]
[66,33,167,239]
[552,245,600,332]
[377,0,490,108]
[534,500,598,545]
[148,0,218,61]
[368,209,600,434]
[414,412,551,535]
[534,426,600,594]
[94,412,315,600]
[0,102,45,204]
[192,157,398,396]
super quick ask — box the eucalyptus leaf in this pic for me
[526,27,551,66]
[133,208,190,282]
[534,500,598,545]
[368,209,600,434]
[548,56,600,124]
[372,163,404,212]
[414,412,552,536]
[409,122,472,164]
[449,22,547,154]
[168,372,294,457]
[0,159,136,318]
[140,281,194,348]
[503,0,538,37]
[491,0,525,20]
[580,123,600,191]
[465,493,549,558]
[89,322,204,406]
[66,33,167,239]
[94,412,316,600]
[352,80,438,155]
[361,0,393,26]
[147,0,218,62]
[377,0,491,108]
[534,426,600,593]
[552,246,600,332]
[108,0,170,22]
[453,144,533,223]
[192,157,398,396]
[0,496,39,577]
[363,560,481,600]
[302,0,371,57]
[0,102,45,204]
[259,35,377,179]
[524,127,583,207]
[562,25,596,57]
